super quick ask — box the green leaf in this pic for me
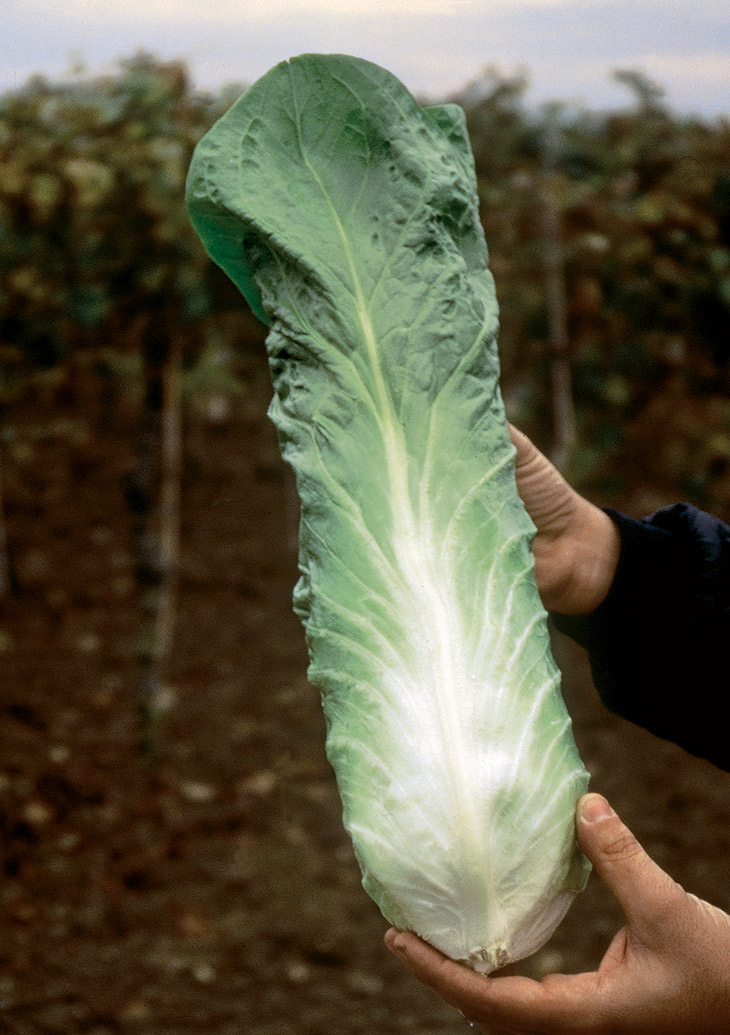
[186,54,589,973]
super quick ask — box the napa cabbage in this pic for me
[185,53,590,974]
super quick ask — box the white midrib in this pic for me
[354,297,501,945]
[291,97,495,917]
[351,282,488,875]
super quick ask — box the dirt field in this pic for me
[2,355,729,1034]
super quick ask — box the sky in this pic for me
[3,0,729,116]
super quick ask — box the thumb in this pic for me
[577,793,684,937]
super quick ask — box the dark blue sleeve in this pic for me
[552,503,730,771]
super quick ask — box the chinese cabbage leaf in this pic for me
[185,53,590,974]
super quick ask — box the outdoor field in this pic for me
[2,55,730,1034]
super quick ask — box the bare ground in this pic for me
[2,357,729,1034]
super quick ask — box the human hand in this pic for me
[508,426,620,614]
[385,793,730,1034]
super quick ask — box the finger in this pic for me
[508,425,549,482]
[385,930,532,1020]
[507,427,574,530]
[385,929,598,1031]
[577,794,685,936]
[508,422,531,455]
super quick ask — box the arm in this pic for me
[385,435,730,1031]
[386,794,730,1035]
[511,427,730,772]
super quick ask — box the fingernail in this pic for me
[579,794,616,824]
[385,930,408,959]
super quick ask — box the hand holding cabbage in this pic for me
[386,792,730,1035]
[385,439,730,1032]
[508,427,620,616]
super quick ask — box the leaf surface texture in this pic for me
[186,53,590,972]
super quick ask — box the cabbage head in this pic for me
[186,53,590,974]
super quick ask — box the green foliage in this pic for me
[456,70,730,514]
[187,55,590,973]
[2,55,730,514]
[0,53,263,381]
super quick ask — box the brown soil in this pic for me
[2,355,729,1035]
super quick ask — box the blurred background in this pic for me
[2,3,730,1033]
